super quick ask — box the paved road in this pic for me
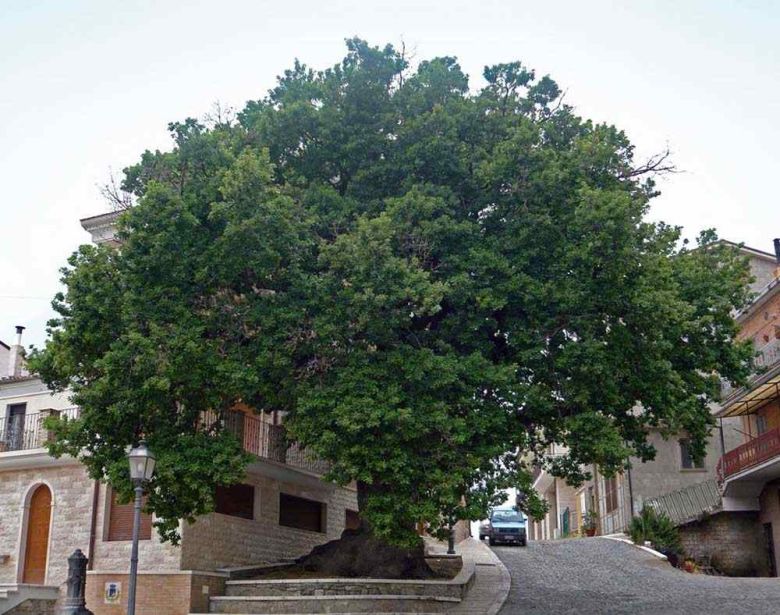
[494,538,780,615]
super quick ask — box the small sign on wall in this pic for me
[104,581,121,604]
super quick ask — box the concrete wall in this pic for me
[679,511,770,576]
[748,255,778,294]
[629,426,738,510]
[0,377,75,422]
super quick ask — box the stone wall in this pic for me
[6,599,56,614]
[91,481,182,572]
[180,467,358,570]
[679,511,770,576]
[0,461,92,588]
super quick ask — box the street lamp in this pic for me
[127,440,155,615]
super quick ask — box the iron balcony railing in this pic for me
[721,338,780,399]
[0,407,79,453]
[201,409,330,476]
[717,426,780,481]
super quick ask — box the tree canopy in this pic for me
[31,38,754,546]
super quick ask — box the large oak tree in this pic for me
[31,39,753,574]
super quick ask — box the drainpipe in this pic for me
[719,418,726,457]
[87,480,100,569]
[592,464,601,535]
[626,459,635,520]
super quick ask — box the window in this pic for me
[107,488,152,541]
[4,403,27,451]
[604,476,619,513]
[680,440,705,470]
[757,415,769,436]
[345,509,361,531]
[215,483,255,520]
[279,493,325,533]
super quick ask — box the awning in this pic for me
[718,363,780,417]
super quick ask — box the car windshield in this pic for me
[491,510,524,523]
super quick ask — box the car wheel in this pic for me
[520,539,527,547]
[489,538,496,546]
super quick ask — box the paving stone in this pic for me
[495,537,780,615]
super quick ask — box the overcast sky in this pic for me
[1,0,778,348]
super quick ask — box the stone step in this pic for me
[224,579,464,599]
[206,594,460,614]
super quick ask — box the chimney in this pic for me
[774,238,780,279]
[7,325,27,378]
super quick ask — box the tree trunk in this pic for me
[295,481,435,579]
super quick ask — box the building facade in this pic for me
[715,238,780,575]
[529,240,777,542]
[0,210,359,614]
[529,425,741,541]
[0,367,358,614]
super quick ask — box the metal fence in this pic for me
[0,407,79,452]
[645,479,721,526]
[201,409,330,475]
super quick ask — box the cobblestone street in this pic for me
[494,538,780,615]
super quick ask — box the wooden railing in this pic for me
[201,409,329,475]
[0,407,79,453]
[717,427,780,481]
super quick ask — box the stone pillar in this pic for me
[61,549,94,615]
[37,408,61,448]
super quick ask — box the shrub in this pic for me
[628,506,682,555]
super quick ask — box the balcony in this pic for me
[756,337,780,370]
[0,408,79,453]
[202,409,330,476]
[717,427,780,481]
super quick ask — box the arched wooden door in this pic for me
[22,485,52,584]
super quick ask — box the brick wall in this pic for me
[86,571,227,615]
[86,572,200,615]
[679,511,769,576]
[180,468,358,570]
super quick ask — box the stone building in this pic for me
[0,209,359,614]
[0,340,358,614]
[528,240,776,542]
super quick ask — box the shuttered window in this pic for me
[107,488,152,541]
[279,493,325,533]
[215,483,255,520]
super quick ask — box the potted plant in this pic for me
[582,511,598,537]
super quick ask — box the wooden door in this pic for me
[22,485,51,584]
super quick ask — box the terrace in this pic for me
[0,406,329,476]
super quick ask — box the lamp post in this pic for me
[127,440,155,615]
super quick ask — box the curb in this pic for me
[470,539,511,615]
[599,534,668,560]
[488,556,511,615]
